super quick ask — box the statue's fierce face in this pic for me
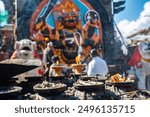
[139,42,150,59]
[63,12,79,30]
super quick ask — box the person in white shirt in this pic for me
[87,49,108,76]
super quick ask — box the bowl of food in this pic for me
[73,80,104,91]
[0,86,22,99]
[33,81,67,95]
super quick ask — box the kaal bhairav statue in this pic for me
[30,0,102,64]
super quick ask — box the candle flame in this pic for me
[75,56,80,64]
[56,60,59,65]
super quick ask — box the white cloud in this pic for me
[0,1,5,12]
[117,1,150,37]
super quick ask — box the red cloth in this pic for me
[38,69,43,75]
[128,46,142,68]
[33,51,41,59]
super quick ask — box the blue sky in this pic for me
[115,0,150,37]
[114,0,149,23]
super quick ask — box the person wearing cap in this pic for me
[87,48,108,76]
[42,42,54,80]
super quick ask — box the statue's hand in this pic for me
[65,37,74,46]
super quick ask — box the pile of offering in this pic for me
[76,80,104,86]
[120,90,150,100]
[106,73,135,88]
[24,93,46,100]
[35,81,66,89]
[0,86,22,98]
[0,59,42,66]
[80,75,108,82]
[33,81,67,95]
[110,73,126,83]
[73,80,104,91]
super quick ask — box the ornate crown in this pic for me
[52,0,80,18]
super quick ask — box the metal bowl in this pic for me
[0,86,22,99]
[73,80,104,91]
[80,75,108,83]
[33,82,67,95]
[105,80,135,87]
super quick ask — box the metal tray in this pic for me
[33,83,67,95]
[80,76,108,82]
[73,82,104,91]
[106,81,135,87]
[0,86,22,99]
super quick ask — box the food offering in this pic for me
[33,60,67,95]
[106,73,135,87]
[0,86,22,99]
[111,73,126,83]
[33,81,67,95]
[0,59,42,66]
[73,79,104,91]
[80,75,108,83]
